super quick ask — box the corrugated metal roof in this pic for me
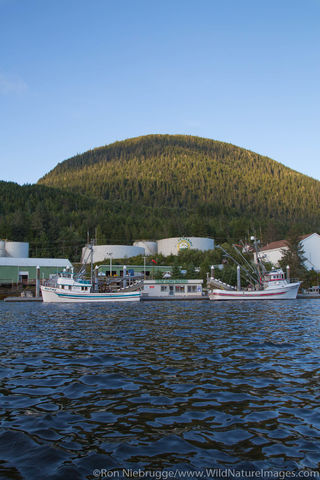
[0,258,72,267]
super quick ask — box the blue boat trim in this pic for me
[56,292,141,299]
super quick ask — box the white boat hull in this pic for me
[209,282,300,301]
[41,286,141,303]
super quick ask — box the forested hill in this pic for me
[39,134,320,223]
[1,135,320,261]
[0,181,100,259]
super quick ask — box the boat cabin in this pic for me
[56,273,92,292]
[263,269,287,287]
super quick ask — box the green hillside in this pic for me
[39,135,320,218]
[1,134,320,261]
[39,134,320,226]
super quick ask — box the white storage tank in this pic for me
[5,241,29,258]
[0,240,5,257]
[81,245,145,263]
[157,237,214,256]
[133,241,157,256]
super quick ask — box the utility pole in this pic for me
[106,252,112,277]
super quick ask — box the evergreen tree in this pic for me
[279,234,307,280]
[171,263,181,279]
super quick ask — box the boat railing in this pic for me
[75,278,91,285]
[207,278,236,291]
[41,278,58,287]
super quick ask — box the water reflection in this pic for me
[0,300,320,478]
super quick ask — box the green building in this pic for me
[0,258,72,285]
[96,264,173,278]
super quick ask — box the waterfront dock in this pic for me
[4,296,43,302]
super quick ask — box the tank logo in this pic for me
[177,238,192,251]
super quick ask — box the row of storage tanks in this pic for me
[0,238,214,263]
[0,240,29,258]
[81,237,214,263]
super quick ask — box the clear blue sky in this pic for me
[1,0,319,185]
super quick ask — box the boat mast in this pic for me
[232,244,260,278]
[90,240,94,285]
[217,245,259,286]
[251,236,266,285]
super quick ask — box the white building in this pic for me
[142,279,204,300]
[157,237,214,256]
[257,233,320,272]
[257,240,289,266]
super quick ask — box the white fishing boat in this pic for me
[209,269,300,300]
[208,237,300,301]
[41,272,141,303]
[41,242,141,303]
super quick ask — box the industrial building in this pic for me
[97,264,173,278]
[0,240,72,285]
[81,236,214,263]
[0,258,73,285]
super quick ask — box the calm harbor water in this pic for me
[0,300,320,479]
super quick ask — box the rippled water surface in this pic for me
[1,300,320,479]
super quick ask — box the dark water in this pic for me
[1,300,320,479]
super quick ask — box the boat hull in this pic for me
[209,282,300,301]
[41,286,141,303]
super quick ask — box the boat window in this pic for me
[175,286,185,293]
[69,286,72,290]
[187,285,197,293]
[161,286,168,292]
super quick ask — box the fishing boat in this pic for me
[208,237,300,301]
[41,272,141,302]
[40,243,141,303]
[209,269,300,300]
